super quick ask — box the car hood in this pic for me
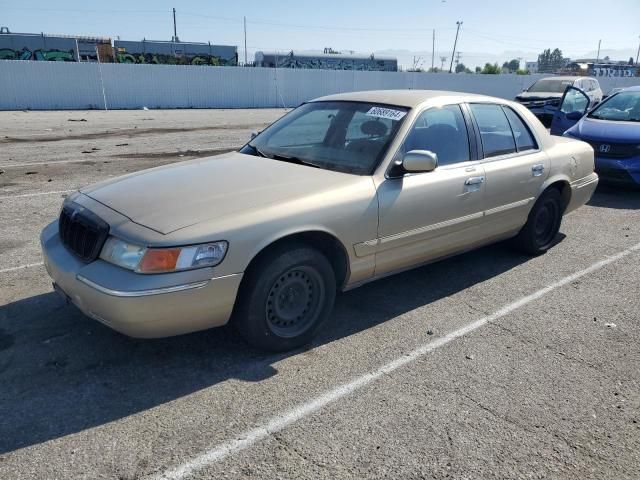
[82,152,364,234]
[516,92,564,101]
[568,117,640,143]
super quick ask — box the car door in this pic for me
[468,103,549,235]
[550,86,591,135]
[373,104,489,276]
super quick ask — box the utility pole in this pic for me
[243,16,248,65]
[440,56,447,71]
[636,36,640,65]
[172,8,178,41]
[454,51,462,72]
[449,21,462,73]
[596,39,601,63]
[431,29,435,71]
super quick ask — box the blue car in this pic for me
[550,85,640,187]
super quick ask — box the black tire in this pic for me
[513,188,564,255]
[233,244,336,352]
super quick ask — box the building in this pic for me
[0,29,113,62]
[254,50,398,72]
[114,40,237,66]
[525,61,538,73]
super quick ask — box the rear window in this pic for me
[502,107,537,152]
[469,104,516,158]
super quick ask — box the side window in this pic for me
[469,104,516,158]
[402,104,470,166]
[502,107,537,152]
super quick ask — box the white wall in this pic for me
[1,60,638,110]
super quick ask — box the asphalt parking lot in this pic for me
[1,109,639,480]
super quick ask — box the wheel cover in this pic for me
[266,266,325,338]
[533,198,560,247]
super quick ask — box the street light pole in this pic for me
[172,8,178,41]
[636,36,640,65]
[244,16,248,65]
[449,21,462,73]
[431,29,435,71]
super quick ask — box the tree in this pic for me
[537,48,564,73]
[475,66,482,73]
[629,57,635,65]
[455,62,471,73]
[481,62,501,74]
[502,59,520,72]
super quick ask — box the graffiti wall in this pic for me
[0,34,78,61]
[114,40,237,66]
[254,51,398,72]
[589,64,638,78]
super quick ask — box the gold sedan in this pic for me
[41,90,598,351]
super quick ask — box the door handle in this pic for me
[465,176,485,186]
[532,164,545,177]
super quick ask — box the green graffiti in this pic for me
[0,48,35,60]
[33,49,76,62]
[115,51,235,66]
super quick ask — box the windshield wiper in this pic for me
[270,153,321,169]
[249,144,270,158]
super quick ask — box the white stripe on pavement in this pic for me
[0,190,74,200]
[0,262,44,274]
[152,241,640,480]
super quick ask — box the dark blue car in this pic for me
[550,86,640,187]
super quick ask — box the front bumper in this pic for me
[595,155,640,187]
[516,101,559,118]
[40,221,243,338]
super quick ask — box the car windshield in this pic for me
[588,91,640,122]
[527,79,574,93]
[241,101,409,175]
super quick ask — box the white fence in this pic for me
[1,60,638,110]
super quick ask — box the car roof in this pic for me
[537,76,583,81]
[620,85,640,92]
[311,89,503,108]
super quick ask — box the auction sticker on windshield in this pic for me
[366,106,407,121]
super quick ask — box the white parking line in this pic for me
[152,241,640,480]
[0,262,44,274]
[0,158,111,169]
[0,189,74,200]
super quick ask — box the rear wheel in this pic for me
[234,244,336,352]
[513,188,563,255]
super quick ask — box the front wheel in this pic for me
[513,188,563,255]
[234,245,336,352]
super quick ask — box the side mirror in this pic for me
[250,130,260,140]
[403,150,438,173]
[565,111,583,121]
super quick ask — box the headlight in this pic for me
[100,237,228,273]
[100,237,146,270]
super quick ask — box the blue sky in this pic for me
[3,0,640,68]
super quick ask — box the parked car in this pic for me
[602,87,626,100]
[41,90,598,351]
[550,85,640,187]
[515,76,602,126]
